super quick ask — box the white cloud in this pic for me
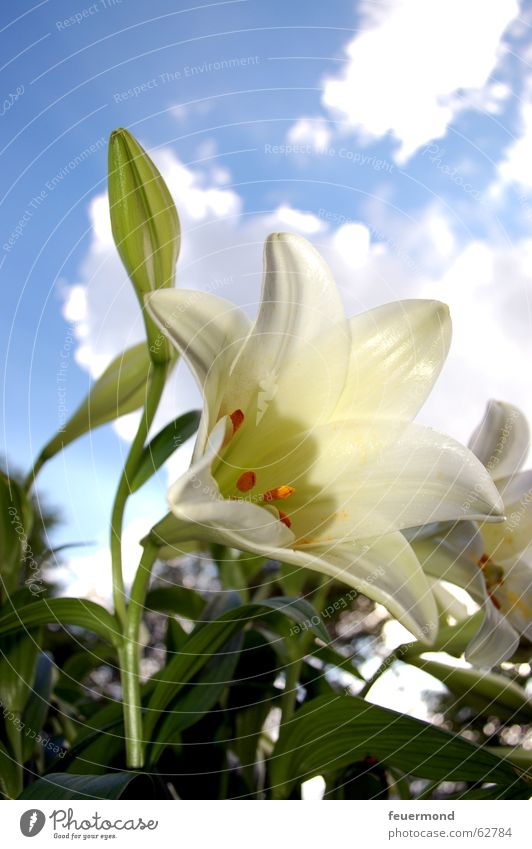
[50,517,153,605]
[321,0,518,162]
[266,204,325,234]
[286,117,332,152]
[418,239,532,450]
[496,103,532,190]
[332,223,371,269]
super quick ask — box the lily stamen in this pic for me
[230,409,245,434]
[262,485,295,502]
[236,470,257,493]
[278,510,292,528]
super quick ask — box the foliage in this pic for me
[1,128,530,801]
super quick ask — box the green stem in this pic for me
[110,361,167,627]
[121,541,158,769]
[6,716,23,798]
[359,650,398,698]
[279,651,303,724]
[280,577,330,724]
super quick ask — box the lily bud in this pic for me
[108,128,180,359]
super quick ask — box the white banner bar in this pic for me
[3,799,530,848]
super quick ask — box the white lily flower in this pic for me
[411,400,532,666]
[145,232,503,642]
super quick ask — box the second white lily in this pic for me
[411,400,532,666]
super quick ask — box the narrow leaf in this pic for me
[145,598,328,737]
[268,695,522,798]
[19,771,142,800]
[0,599,121,648]
[408,656,532,722]
[37,344,153,463]
[146,586,206,620]
[131,410,201,491]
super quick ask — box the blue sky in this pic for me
[2,0,532,599]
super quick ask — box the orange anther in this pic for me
[236,471,256,493]
[229,409,244,434]
[262,485,295,502]
[278,510,292,528]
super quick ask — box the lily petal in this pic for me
[220,233,350,428]
[145,288,250,452]
[286,533,438,643]
[494,559,532,641]
[465,604,520,668]
[333,300,451,421]
[413,526,519,667]
[481,470,532,562]
[163,416,295,551]
[468,400,529,482]
[251,420,504,542]
[153,420,437,641]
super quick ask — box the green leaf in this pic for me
[147,631,244,765]
[407,656,532,722]
[66,733,125,776]
[61,703,124,773]
[400,612,485,661]
[19,771,143,800]
[309,644,364,679]
[22,652,55,761]
[0,628,41,714]
[0,473,32,596]
[145,586,206,620]
[487,746,532,778]
[0,740,21,799]
[268,695,522,798]
[37,343,154,464]
[233,701,272,789]
[145,598,328,737]
[131,410,201,492]
[0,598,121,648]
[451,783,531,800]
[165,617,188,655]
